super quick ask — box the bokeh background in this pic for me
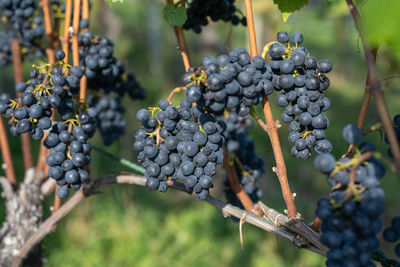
[1,0,400,266]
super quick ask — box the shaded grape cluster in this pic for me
[0,51,97,199]
[0,51,84,139]
[314,124,386,266]
[78,32,145,99]
[134,99,225,200]
[0,0,45,65]
[222,112,265,206]
[87,94,126,145]
[265,31,332,159]
[45,114,94,199]
[184,47,274,118]
[183,0,246,33]
[78,32,145,145]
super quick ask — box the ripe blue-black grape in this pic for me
[342,124,362,145]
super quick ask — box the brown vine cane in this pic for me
[346,0,400,178]
[243,0,297,218]
[11,39,34,171]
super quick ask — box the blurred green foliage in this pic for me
[1,0,400,266]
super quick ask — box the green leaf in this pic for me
[163,4,187,27]
[106,0,124,6]
[361,0,400,64]
[273,0,309,22]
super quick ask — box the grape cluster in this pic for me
[77,32,145,145]
[384,114,400,158]
[265,31,332,160]
[78,32,145,99]
[0,52,84,139]
[222,112,265,206]
[314,124,386,266]
[183,0,246,33]
[0,0,45,65]
[87,94,126,145]
[0,51,96,199]
[0,31,14,65]
[134,98,225,200]
[184,47,273,118]
[45,114,94,199]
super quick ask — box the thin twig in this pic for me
[349,152,373,188]
[13,174,325,266]
[81,0,90,31]
[223,147,261,216]
[11,39,34,171]
[41,0,56,63]
[166,0,191,71]
[79,0,89,103]
[166,86,185,102]
[243,0,297,218]
[346,0,400,177]
[346,50,377,155]
[310,217,322,232]
[61,0,73,66]
[0,118,17,187]
[52,185,62,214]
[71,0,81,67]
[243,0,258,58]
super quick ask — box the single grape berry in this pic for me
[314,153,336,174]
[342,124,362,145]
[56,185,69,199]
[276,31,289,43]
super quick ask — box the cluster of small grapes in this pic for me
[0,51,96,199]
[87,94,126,145]
[77,32,145,145]
[183,0,246,33]
[222,112,265,206]
[78,32,145,98]
[384,114,400,158]
[0,31,15,65]
[265,31,332,160]
[382,217,400,258]
[184,47,273,117]
[314,124,386,266]
[0,51,84,139]
[134,98,225,200]
[0,0,45,65]
[45,113,94,199]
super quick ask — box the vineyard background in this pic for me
[0,0,399,266]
